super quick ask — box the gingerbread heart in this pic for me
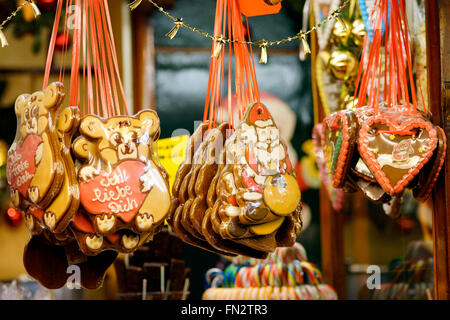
[312,123,344,211]
[322,110,358,188]
[358,115,438,195]
[80,160,148,223]
[413,126,447,202]
[7,135,41,196]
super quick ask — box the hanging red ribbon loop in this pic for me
[43,0,129,117]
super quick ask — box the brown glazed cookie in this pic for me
[312,123,345,211]
[23,233,118,290]
[171,198,236,257]
[413,126,447,202]
[347,170,392,203]
[322,110,359,188]
[358,114,438,195]
[168,123,208,224]
[180,127,211,240]
[42,106,81,233]
[351,157,377,183]
[7,82,66,210]
[168,122,235,256]
[201,202,268,259]
[180,198,204,240]
[24,206,45,236]
[172,123,210,199]
[70,209,157,255]
[209,197,281,253]
[72,110,171,235]
[189,122,229,235]
[212,103,302,253]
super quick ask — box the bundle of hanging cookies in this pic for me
[6,0,171,289]
[313,0,446,215]
[167,0,302,259]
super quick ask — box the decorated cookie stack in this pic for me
[6,84,172,289]
[114,229,190,300]
[6,0,173,290]
[70,110,171,256]
[313,0,446,215]
[202,242,337,300]
[168,103,302,259]
[167,0,302,257]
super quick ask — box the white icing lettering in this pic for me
[90,168,138,214]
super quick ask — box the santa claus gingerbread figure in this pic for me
[216,102,302,242]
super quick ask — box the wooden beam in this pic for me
[310,3,346,299]
[131,12,156,111]
[319,186,347,299]
[353,193,369,265]
[425,0,450,300]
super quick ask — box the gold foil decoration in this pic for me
[129,0,142,11]
[335,14,347,31]
[259,40,268,64]
[166,18,184,39]
[212,36,225,59]
[28,0,41,18]
[331,18,351,46]
[17,0,34,22]
[0,29,8,48]
[0,140,7,167]
[351,19,366,47]
[300,33,311,56]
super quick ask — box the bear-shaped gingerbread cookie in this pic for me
[7,82,65,210]
[72,110,171,235]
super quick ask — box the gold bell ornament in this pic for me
[327,49,358,81]
[351,19,366,47]
[341,95,359,111]
[331,18,351,46]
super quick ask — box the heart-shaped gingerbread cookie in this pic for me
[413,126,447,202]
[322,110,358,188]
[312,123,344,211]
[358,115,438,195]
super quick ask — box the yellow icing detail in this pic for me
[250,217,285,236]
[264,174,301,215]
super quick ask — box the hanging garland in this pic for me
[130,0,351,63]
[0,0,40,47]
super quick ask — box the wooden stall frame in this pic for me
[425,0,450,301]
